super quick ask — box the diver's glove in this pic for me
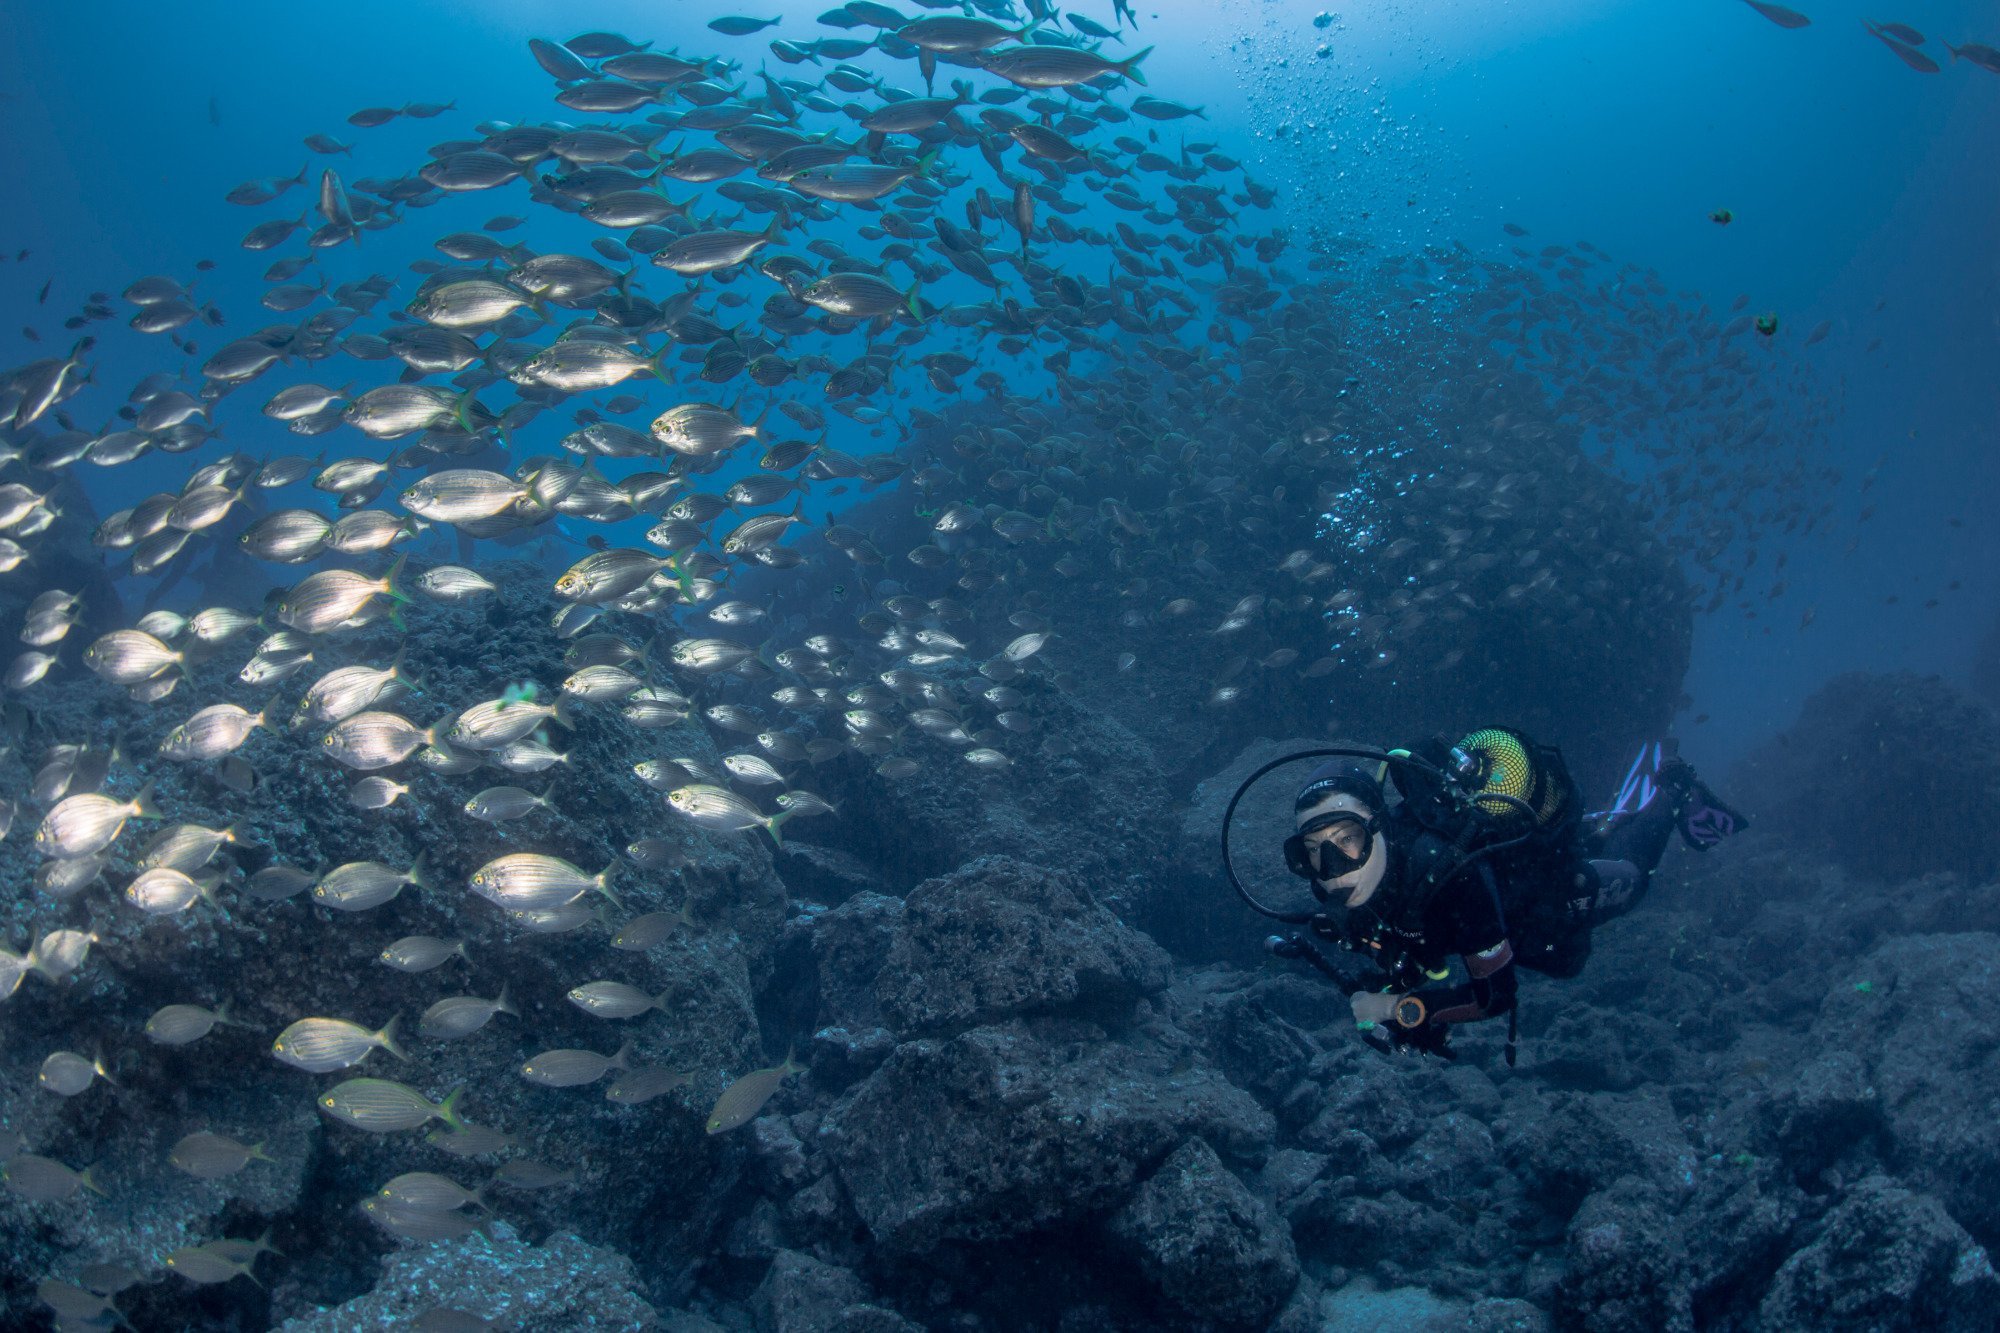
[1353,991,1453,1057]
[1350,991,1401,1026]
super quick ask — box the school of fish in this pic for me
[0,0,1991,1325]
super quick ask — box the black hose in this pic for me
[1265,933,1357,991]
[1219,745,1451,923]
[1220,747,1542,923]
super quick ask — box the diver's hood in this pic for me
[1301,791,1390,907]
[1329,815,1389,907]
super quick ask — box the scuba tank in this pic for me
[1347,728,1582,969]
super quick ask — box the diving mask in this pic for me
[1284,810,1378,882]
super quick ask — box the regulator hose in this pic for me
[1218,745,1450,923]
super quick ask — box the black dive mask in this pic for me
[1283,811,1379,883]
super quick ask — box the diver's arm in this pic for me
[1402,941,1517,1028]
[1390,863,1518,1030]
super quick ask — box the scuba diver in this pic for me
[1226,729,1746,1063]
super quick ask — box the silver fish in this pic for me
[312,856,428,911]
[520,1041,630,1087]
[418,987,516,1040]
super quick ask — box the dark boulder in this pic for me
[273,1224,657,1330]
[1731,671,2000,883]
[1756,1175,1998,1332]
[1801,933,2000,1251]
[804,891,907,1032]
[782,666,1174,900]
[1756,1048,1883,1181]
[749,1249,921,1333]
[1554,1181,1693,1333]
[1499,1089,1698,1219]
[820,1021,1274,1255]
[1107,1136,1300,1329]
[875,855,1173,1038]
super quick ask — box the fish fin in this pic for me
[436,1085,467,1131]
[390,642,427,695]
[377,1014,409,1062]
[495,982,518,1017]
[129,779,163,821]
[612,1040,632,1071]
[381,552,410,604]
[81,1164,110,1198]
[1121,46,1154,86]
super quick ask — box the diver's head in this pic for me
[1286,759,1389,908]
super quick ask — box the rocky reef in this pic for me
[1731,670,2000,884]
[4,525,1997,1333]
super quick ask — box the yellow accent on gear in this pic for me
[1456,728,1562,826]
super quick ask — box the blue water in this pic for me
[4,0,1994,768]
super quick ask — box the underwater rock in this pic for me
[1731,670,2000,883]
[793,891,906,1033]
[749,1248,921,1333]
[1315,1281,1545,1332]
[1176,971,1334,1106]
[821,1020,1273,1255]
[1802,933,2000,1251]
[1553,1180,1693,1333]
[1170,736,1332,965]
[1500,1087,1699,1219]
[1677,1166,1813,1328]
[1106,1135,1299,1328]
[1755,1175,1999,1332]
[275,1223,656,1330]
[1757,1048,1882,1179]
[875,855,1173,1038]
[772,842,884,908]
[786,665,1174,900]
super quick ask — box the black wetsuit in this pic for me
[1335,782,1683,1040]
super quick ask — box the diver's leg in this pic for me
[1584,857,1648,924]
[1661,757,1750,850]
[1581,771,1682,924]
